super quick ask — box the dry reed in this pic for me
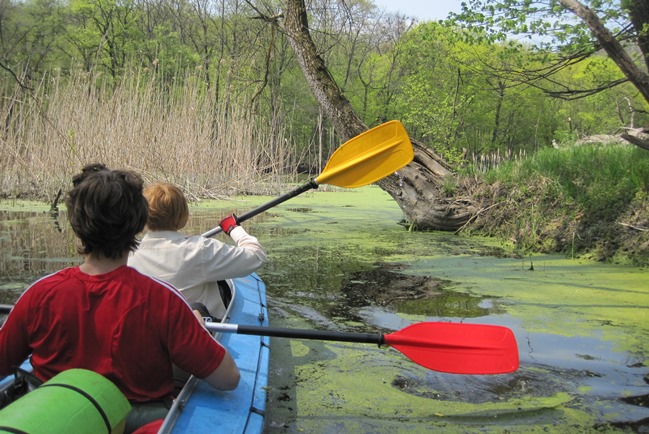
[0,68,298,203]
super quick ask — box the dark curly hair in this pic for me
[66,163,148,259]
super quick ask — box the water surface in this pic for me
[1,187,648,433]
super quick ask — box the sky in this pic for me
[371,0,464,21]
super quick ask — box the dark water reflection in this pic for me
[0,209,79,304]
[2,201,649,433]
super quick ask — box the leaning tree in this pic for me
[277,0,477,231]
[254,0,648,230]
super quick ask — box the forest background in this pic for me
[1,0,648,265]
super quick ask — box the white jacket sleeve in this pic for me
[200,226,267,280]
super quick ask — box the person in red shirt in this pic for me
[0,163,240,433]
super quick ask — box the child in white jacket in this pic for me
[129,183,267,320]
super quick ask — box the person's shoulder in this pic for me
[125,266,184,296]
[144,231,212,249]
[124,265,166,285]
[32,267,77,286]
[18,268,76,306]
[181,234,220,249]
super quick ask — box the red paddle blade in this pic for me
[384,322,519,375]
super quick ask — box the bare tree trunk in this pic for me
[280,0,477,230]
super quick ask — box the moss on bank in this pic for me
[466,145,649,267]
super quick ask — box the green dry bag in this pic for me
[0,368,131,434]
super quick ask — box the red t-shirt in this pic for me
[0,265,225,402]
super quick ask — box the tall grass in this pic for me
[480,144,649,262]
[1,68,298,202]
[487,144,649,215]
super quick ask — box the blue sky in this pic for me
[372,0,464,21]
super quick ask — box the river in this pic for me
[1,186,648,433]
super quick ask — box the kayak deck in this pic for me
[160,273,270,433]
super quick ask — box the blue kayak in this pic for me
[160,273,270,433]
[0,273,270,434]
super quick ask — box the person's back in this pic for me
[129,183,267,319]
[0,164,239,433]
[4,265,223,401]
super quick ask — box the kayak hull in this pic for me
[160,273,269,433]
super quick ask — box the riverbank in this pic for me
[3,142,649,268]
[464,144,649,267]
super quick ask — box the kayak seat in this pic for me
[218,280,232,310]
[189,302,221,323]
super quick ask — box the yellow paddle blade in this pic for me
[315,120,414,188]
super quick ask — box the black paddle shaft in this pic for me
[201,180,319,238]
[0,303,384,346]
[232,324,386,346]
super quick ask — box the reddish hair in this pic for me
[143,183,189,231]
